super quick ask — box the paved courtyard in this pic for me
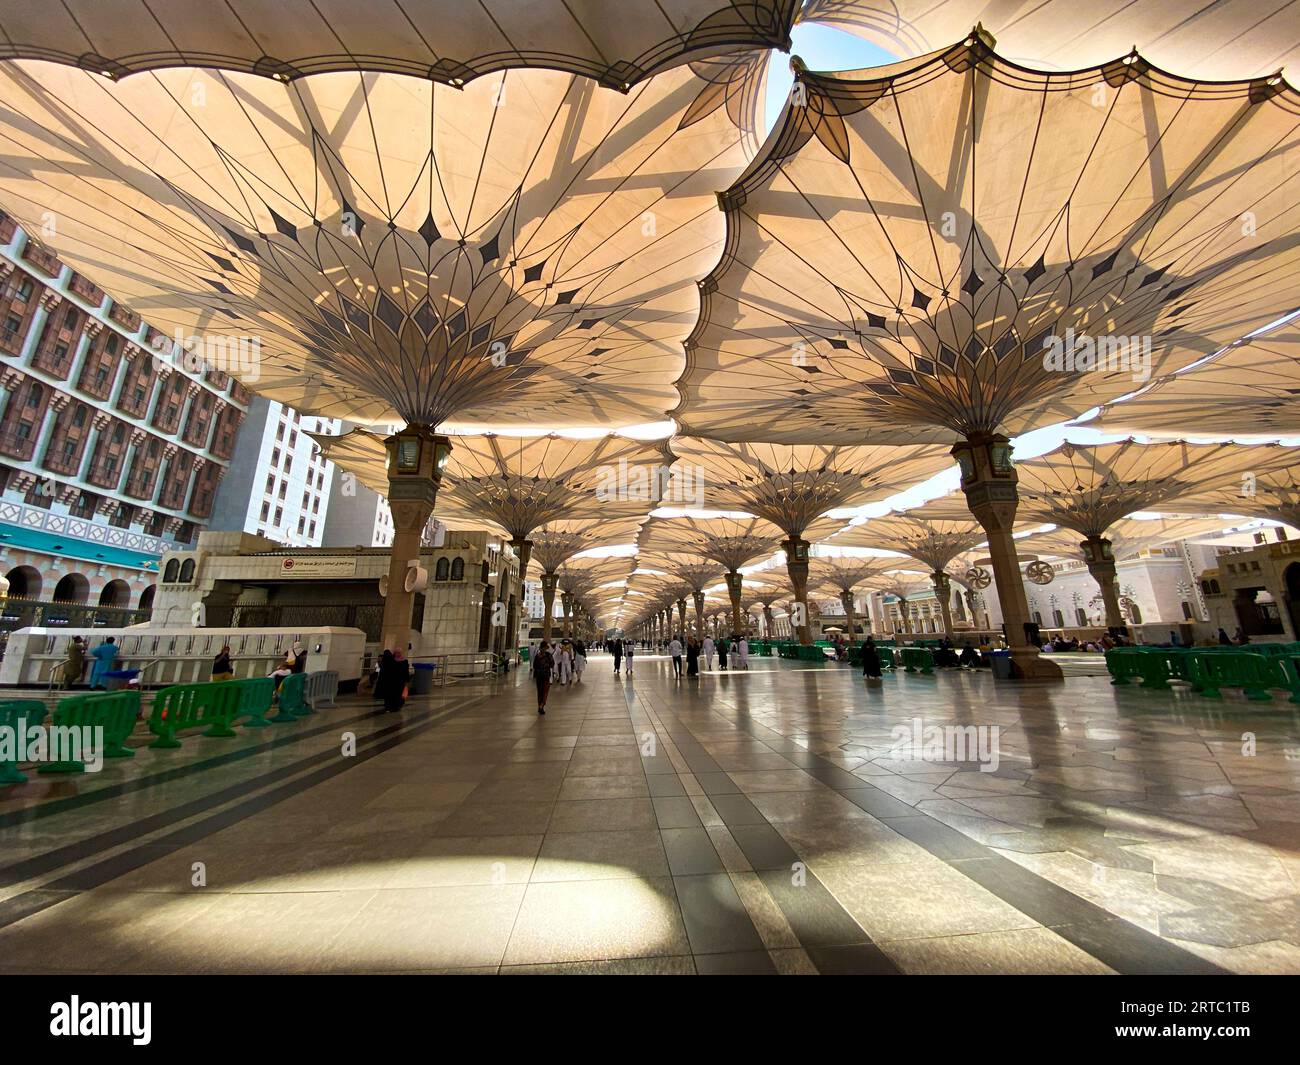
[1,652,1297,975]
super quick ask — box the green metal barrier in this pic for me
[0,699,46,783]
[1105,648,1146,686]
[1186,652,1286,701]
[879,646,897,671]
[273,672,311,720]
[39,690,139,773]
[233,677,275,728]
[148,682,242,749]
[900,647,935,674]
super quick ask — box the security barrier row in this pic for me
[0,670,341,780]
[1106,646,1300,703]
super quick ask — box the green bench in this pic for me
[148,682,243,749]
[39,690,139,773]
[0,699,46,783]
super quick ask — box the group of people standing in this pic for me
[530,637,587,714]
[59,635,121,689]
[665,634,749,676]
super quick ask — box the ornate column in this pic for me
[839,590,858,645]
[693,589,706,636]
[952,432,1060,679]
[676,597,687,640]
[931,571,955,637]
[507,537,531,653]
[561,591,573,637]
[781,537,811,644]
[1080,535,1125,631]
[379,427,451,653]
[540,572,559,641]
[763,603,776,641]
[724,570,744,637]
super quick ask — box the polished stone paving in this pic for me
[0,653,1297,974]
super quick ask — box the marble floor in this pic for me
[0,652,1297,974]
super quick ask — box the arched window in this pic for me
[1032,611,1043,625]
[1129,603,1143,624]
[434,557,450,581]
[1210,580,1221,595]
[178,558,195,583]
[1075,608,1088,626]
[1181,601,1194,620]
[450,556,464,581]
[163,558,179,582]
[1052,610,1065,628]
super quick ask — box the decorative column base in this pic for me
[781,537,812,645]
[952,433,1061,682]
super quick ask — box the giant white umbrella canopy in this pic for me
[920,439,1300,627]
[672,35,1300,671]
[0,60,758,429]
[831,506,994,634]
[797,0,1300,81]
[1139,462,1300,532]
[674,40,1300,445]
[637,512,842,633]
[313,427,662,643]
[312,428,664,539]
[0,0,798,87]
[1018,514,1247,563]
[633,549,724,635]
[666,437,948,642]
[1086,327,1300,439]
[0,45,774,650]
[808,554,896,640]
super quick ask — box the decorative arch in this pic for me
[52,572,90,603]
[163,558,180,582]
[435,557,450,582]
[178,558,196,583]
[98,579,131,607]
[4,565,41,599]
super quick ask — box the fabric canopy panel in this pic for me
[668,438,952,534]
[799,0,1300,81]
[832,506,992,571]
[1149,462,1300,530]
[636,513,835,569]
[808,554,899,593]
[674,36,1300,444]
[0,0,797,86]
[634,551,725,592]
[1087,327,1300,438]
[919,439,1297,538]
[528,517,645,576]
[311,428,665,538]
[1018,514,1242,562]
[0,61,757,430]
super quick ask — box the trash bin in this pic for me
[519,646,530,663]
[988,650,1013,680]
[104,669,140,691]
[411,661,436,695]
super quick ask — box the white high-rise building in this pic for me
[208,397,338,547]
